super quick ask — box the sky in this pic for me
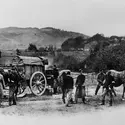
[0,0,125,36]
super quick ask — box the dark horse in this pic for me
[106,69,125,99]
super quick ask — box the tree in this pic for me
[48,45,54,52]
[28,44,38,52]
[16,49,21,55]
[39,47,45,52]
[91,42,125,72]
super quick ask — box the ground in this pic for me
[0,85,125,116]
[0,73,125,125]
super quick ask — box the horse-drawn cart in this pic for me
[10,56,54,96]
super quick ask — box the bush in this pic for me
[53,53,79,71]
[54,42,125,73]
[28,44,38,52]
[85,42,125,72]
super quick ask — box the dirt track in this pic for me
[0,85,125,116]
[1,76,125,125]
[1,90,125,125]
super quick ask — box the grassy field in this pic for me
[58,51,90,62]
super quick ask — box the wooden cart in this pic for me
[11,56,53,96]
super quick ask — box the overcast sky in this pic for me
[0,0,125,36]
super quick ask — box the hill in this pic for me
[0,27,89,50]
[61,33,125,51]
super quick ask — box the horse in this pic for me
[106,69,125,99]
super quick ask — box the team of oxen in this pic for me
[0,66,125,107]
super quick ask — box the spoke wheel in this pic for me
[30,71,47,96]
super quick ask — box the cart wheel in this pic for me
[30,71,47,96]
[17,80,27,95]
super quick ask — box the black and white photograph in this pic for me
[0,0,125,125]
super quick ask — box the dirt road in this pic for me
[0,94,125,125]
[0,84,125,125]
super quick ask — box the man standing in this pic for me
[53,65,59,94]
[101,71,114,106]
[8,67,19,106]
[95,70,105,95]
[75,69,86,103]
[63,71,74,107]
[60,72,67,104]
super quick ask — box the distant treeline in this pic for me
[54,34,125,73]
[15,43,61,57]
[61,33,125,51]
[14,33,125,73]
